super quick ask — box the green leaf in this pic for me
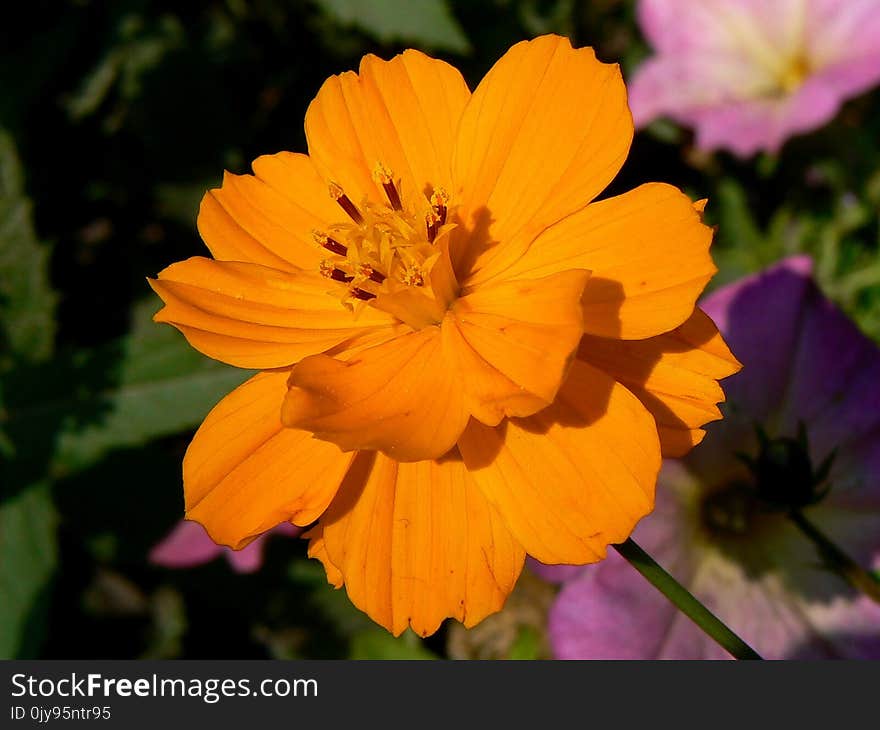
[349,629,437,660]
[8,299,252,476]
[715,178,765,254]
[64,13,185,124]
[0,482,58,658]
[0,129,56,365]
[316,0,471,54]
[0,131,59,658]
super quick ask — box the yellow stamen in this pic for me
[372,162,393,185]
[401,267,425,287]
[430,187,448,226]
[317,173,456,319]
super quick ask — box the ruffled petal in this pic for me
[149,257,400,369]
[457,359,660,565]
[775,274,880,457]
[305,524,344,588]
[700,255,813,423]
[451,35,632,286]
[281,327,469,461]
[445,268,590,425]
[315,451,525,636]
[491,184,716,339]
[806,0,880,68]
[198,152,344,269]
[304,49,470,208]
[689,86,841,157]
[184,371,355,549]
[578,308,742,458]
[629,1,871,155]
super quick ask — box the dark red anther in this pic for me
[372,163,403,211]
[359,264,386,284]
[426,211,439,243]
[324,236,347,256]
[329,182,364,224]
[351,287,376,301]
[328,268,354,283]
[313,230,348,256]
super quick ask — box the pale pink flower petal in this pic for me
[150,520,302,574]
[805,0,880,70]
[630,0,880,155]
[149,521,225,569]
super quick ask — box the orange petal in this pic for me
[457,360,660,565]
[199,152,344,269]
[184,371,355,549]
[305,49,470,208]
[579,308,742,458]
[445,268,590,425]
[316,451,525,636]
[451,35,632,286]
[282,327,468,461]
[493,183,717,339]
[304,525,343,588]
[149,257,399,369]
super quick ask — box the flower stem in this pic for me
[788,510,880,604]
[614,538,762,660]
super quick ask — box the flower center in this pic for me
[312,163,450,314]
[776,54,810,94]
[700,482,759,537]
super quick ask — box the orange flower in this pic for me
[150,35,741,637]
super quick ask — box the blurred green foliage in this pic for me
[0,0,878,659]
[315,0,471,52]
[0,130,59,658]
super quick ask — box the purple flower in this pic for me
[150,520,301,574]
[628,0,880,156]
[536,256,880,659]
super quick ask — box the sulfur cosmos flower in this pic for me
[628,0,880,156]
[536,257,880,659]
[149,34,740,637]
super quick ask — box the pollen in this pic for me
[315,167,454,310]
[401,267,425,287]
[430,188,449,226]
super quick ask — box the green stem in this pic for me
[614,538,762,660]
[789,510,880,604]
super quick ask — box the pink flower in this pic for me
[536,256,880,658]
[149,520,301,574]
[628,0,880,156]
